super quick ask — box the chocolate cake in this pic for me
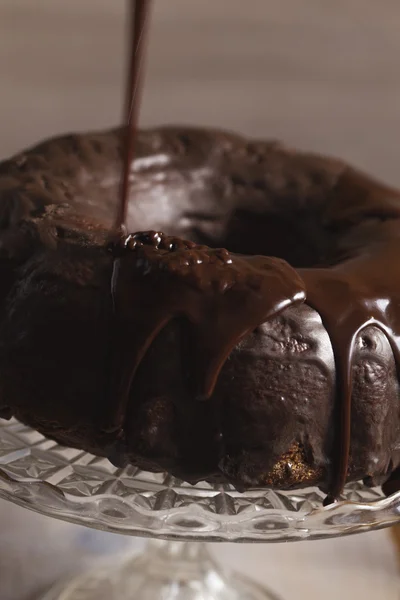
[1,0,400,504]
[0,125,400,502]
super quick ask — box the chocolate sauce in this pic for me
[115,0,152,230]
[110,1,400,502]
[111,232,305,429]
[301,247,400,503]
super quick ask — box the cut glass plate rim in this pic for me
[0,418,399,542]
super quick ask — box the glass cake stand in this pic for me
[0,419,399,600]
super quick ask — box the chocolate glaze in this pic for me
[111,232,305,428]
[1,126,400,497]
[302,238,400,503]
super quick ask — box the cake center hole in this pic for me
[181,210,331,269]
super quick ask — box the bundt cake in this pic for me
[0,125,399,502]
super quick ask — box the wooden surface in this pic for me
[0,1,399,599]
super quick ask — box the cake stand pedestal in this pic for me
[41,540,278,600]
[0,418,399,600]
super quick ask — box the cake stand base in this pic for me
[40,540,280,600]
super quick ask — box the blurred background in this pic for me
[0,1,399,599]
[3,0,400,185]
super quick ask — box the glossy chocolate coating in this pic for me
[0,127,400,495]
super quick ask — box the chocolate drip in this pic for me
[301,237,400,502]
[108,0,152,412]
[116,0,152,230]
[110,232,305,430]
